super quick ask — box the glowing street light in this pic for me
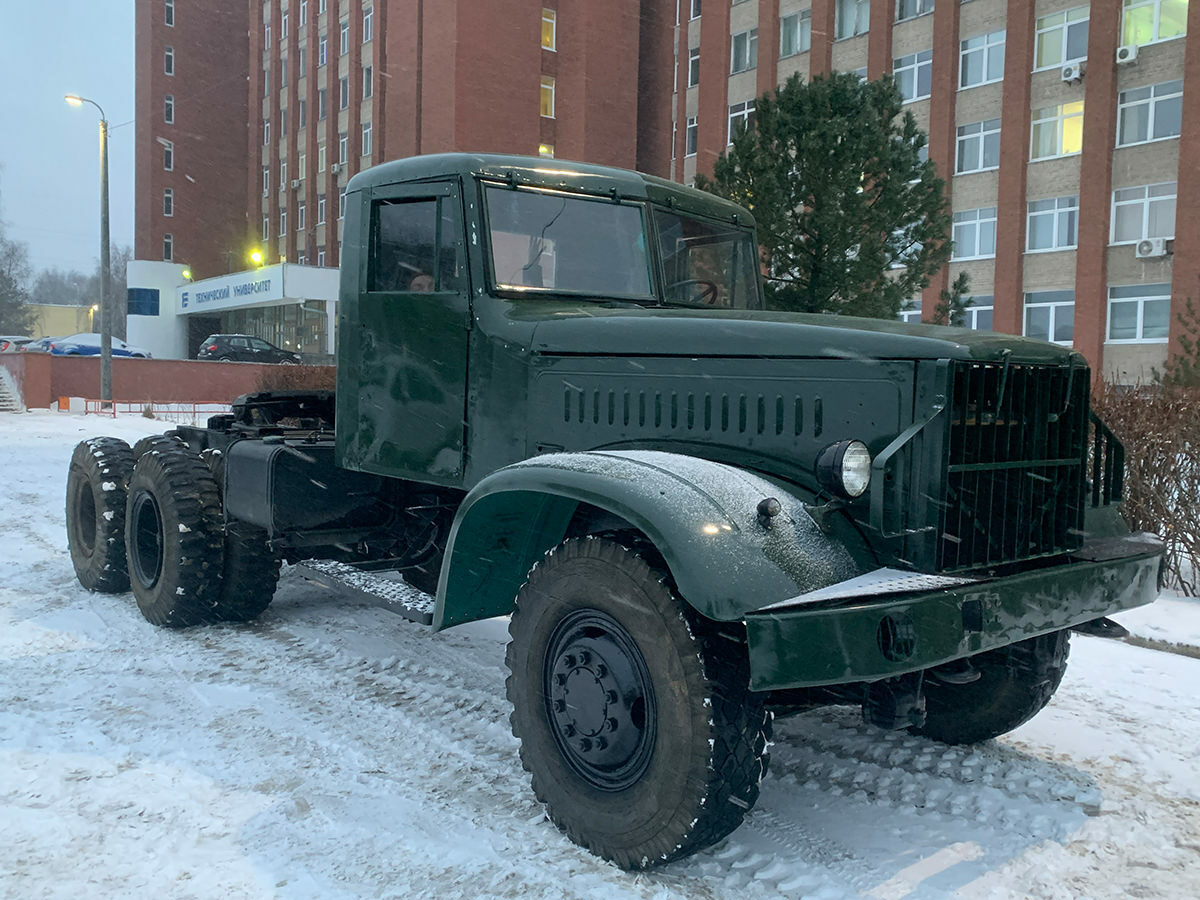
[65,93,113,406]
[249,249,264,266]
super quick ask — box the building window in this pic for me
[165,0,174,27]
[318,88,327,119]
[363,6,373,41]
[318,142,326,172]
[281,107,287,134]
[262,165,270,196]
[835,0,870,40]
[298,153,306,180]
[1024,290,1075,344]
[339,188,347,219]
[284,12,291,39]
[1027,196,1079,252]
[281,160,287,189]
[780,11,811,57]
[281,57,288,87]
[164,46,174,75]
[899,298,922,324]
[1117,80,1183,146]
[686,116,698,155]
[319,34,327,66]
[264,119,270,146]
[265,23,271,50]
[340,20,349,55]
[541,76,555,117]
[690,0,701,20]
[955,118,1000,173]
[164,94,174,124]
[339,132,348,164]
[163,233,173,261]
[362,121,372,156]
[339,75,349,110]
[300,0,307,26]
[317,248,326,267]
[728,100,755,143]
[1031,102,1084,160]
[1111,182,1177,244]
[960,29,1005,88]
[299,46,306,72]
[280,209,287,237]
[363,66,373,98]
[731,28,758,74]
[298,201,306,231]
[539,143,555,157]
[299,99,307,129]
[263,214,270,241]
[964,296,994,331]
[951,207,997,259]
[1122,0,1188,47]
[1108,283,1171,342]
[1034,6,1089,70]
[163,188,174,217]
[319,0,326,14]
[689,47,700,86]
[317,193,326,224]
[896,0,933,22]
[163,140,174,171]
[894,50,932,103]
[542,8,556,50]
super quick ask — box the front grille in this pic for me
[938,360,1089,571]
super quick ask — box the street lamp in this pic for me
[65,94,113,407]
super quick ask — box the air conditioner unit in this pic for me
[1135,237,1169,259]
[290,179,302,189]
[330,163,342,174]
[1116,44,1139,65]
[1060,63,1085,84]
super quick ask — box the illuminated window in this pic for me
[731,28,758,74]
[1027,196,1079,252]
[780,11,811,57]
[1024,291,1075,345]
[955,118,1000,173]
[960,29,1005,88]
[164,94,174,124]
[1109,283,1171,342]
[1034,6,1089,70]
[1117,80,1183,146]
[1031,102,1084,159]
[542,8,556,50]
[1111,182,1176,244]
[1122,0,1188,46]
[163,188,174,217]
[541,76,555,118]
[894,50,932,102]
[164,46,174,75]
[539,143,555,158]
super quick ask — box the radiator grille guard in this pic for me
[936,359,1091,572]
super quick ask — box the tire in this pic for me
[912,630,1071,745]
[132,433,184,460]
[506,537,772,869]
[215,521,280,621]
[124,444,225,627]
[65,438,136,592]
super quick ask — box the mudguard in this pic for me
[433,450,862,630]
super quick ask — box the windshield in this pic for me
[655,209,762,309]
[485,185,653,297]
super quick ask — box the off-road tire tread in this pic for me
[506,536,771,869]
[132,433,184,460]
[216,521,280,622]
[125,444,224,627]
[65,437,136,592]
[913,630,1070,745]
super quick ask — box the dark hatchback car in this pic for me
[197,334,301,364]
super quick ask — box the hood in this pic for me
[524,304,1081,366]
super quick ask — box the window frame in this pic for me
[834,0,870,40]
[163,233,173,261]
[951,206,998,260]
[163,140,174,171]
[363,66,373,99]
[895,0,934,23]
[685,116,698,156]
[1116,80,1184,148]
[1107,283,1172,343]
[164,46,175,76]
[1033,5,1089,71]
[688,46,700,86]
[959,29,1006,89]
[163,187,174,217]
[362,6,373,42]
[955,118,1001,174]
[542,8,556,51]
[541,75,556,118]
[164,94,174,124]
[690,0,701,20]
[894,49,933,103]
[730,28,758,74]
[1110,181,1177,245]
[164,0,174,27]
[339,75,349,110]
[1030,101,1085,161]
[362,121,373,157]
[1023,290,1075,345]
[779,10,812,58]
[728,100,756,144]
[1026,195,1079,253]
[1122,0,1189,47]
[339,20,349,55]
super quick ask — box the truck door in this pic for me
[352,181,470,482]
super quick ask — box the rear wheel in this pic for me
[912,630,1070,745]
[65,438,135,592]
[506,537,771,869]
[125,445,225,627]
[216,521,280,621]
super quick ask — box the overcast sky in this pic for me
[1,1,135,276]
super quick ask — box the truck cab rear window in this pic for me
[369,196,464,293]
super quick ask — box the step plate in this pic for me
[294,559,435,625]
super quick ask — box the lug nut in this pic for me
[553,698,566,713]
[578,738,593,752]
[594,664,607,678]
[564,724,576,737]
[605,717,618,732]
[596,737,608,750]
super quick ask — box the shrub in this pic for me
[255,364,337,393]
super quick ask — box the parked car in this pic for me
[48,333,153,358]
[0,336,32,352]
[197,334,301,364]
[21,336,61,353]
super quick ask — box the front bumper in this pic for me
[744,533,1163,691]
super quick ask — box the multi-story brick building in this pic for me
[674,0,1197,382]
[135,0,674,279]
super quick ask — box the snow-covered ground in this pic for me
[2,410,1198,900]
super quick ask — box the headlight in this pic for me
[815,439,872,499]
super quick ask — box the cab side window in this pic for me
[369,194,465,293]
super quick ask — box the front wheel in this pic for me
[65,437,135,592]
[912,630,1071,745]
[506,537,771,869]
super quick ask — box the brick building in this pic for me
[674,0,1197,382]
[135,0,674,280]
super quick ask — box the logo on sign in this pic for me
[181,291,189,308]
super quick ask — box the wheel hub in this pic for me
[129,490,164,590]
[544,610,656,791]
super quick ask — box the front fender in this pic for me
[433,450,861,630]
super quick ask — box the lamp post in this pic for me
[65,94,112,407]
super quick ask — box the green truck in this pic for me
[65,153,1162,869]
